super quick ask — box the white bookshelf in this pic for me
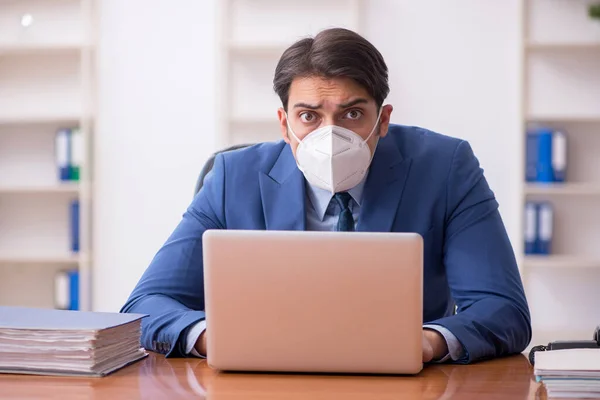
[526,42,600,51]
[523,255,600,269]
[216,0,365,149]
[520,0,600,346]
[0,253,81,265]
[0,43,88,55]
[525,183,600,196]
[0,0,95,311]
[526,115,600,124]
[0,183,80,195]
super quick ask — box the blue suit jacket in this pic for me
[121,124,531,363]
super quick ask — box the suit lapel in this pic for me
[259,145,306,231]
[357,136,412,232]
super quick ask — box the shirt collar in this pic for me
[305,174,367,222]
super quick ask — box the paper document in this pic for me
[535,349,600,398]
[0,306,147,377]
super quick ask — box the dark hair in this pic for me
[273,28,389,111]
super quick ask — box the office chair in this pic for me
[194,143,254,196]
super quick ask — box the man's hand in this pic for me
[422,329,449,363]
[194,330,207,356]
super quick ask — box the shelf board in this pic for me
[0,43,89,55]
[0,253,81,265]
[0,115,83,126]
[523,255,600,269]
[0,183,80,195]
[526,115,600,124]
[526,42,600,52]
[525,183,600,196]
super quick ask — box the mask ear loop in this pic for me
[360,107,383,148]
[284,112,303,144]
[352,107,384,179]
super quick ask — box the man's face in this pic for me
[277,76,393,159]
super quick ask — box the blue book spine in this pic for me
[56,128,71,181]
[525,130,539,182]
[537,202,553,255]
[552,130,567,182]
[70,200,80,253]
[536,128,554,182]
[68,270,79,311]
[524,202,538,254]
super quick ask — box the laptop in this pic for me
[202,229,423,374]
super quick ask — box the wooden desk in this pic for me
[0,352,545,399]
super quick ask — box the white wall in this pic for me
[92,0,600,348]
[93,0,522,311]
[94,0,218,311]
[93,0,523,311]
[365,0,523,255]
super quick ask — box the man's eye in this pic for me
[345,110,363,120]
[300,112,316,123]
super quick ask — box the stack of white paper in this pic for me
[535,348,600,398]
[0,306,147,377]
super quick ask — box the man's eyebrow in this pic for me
[293,102,322,109]
[338,98,369,108]
[292,98,369,110]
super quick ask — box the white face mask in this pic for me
[287,109,382,194]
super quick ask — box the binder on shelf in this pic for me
[524,202,538,254]
[70,200,80,253]
[525,126,568,183]
[55,128,71,181]
[54,269,79,311]
[70,128,82,181]
[552,130,567,182]
[525,130,539,182]
[524,201,554,255]
[537,202,554,255]
[537,128,554,183]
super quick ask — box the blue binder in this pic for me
[536,128,554,182]
[70,200,80,253]
[525,130,539,182]
[536,202,553,255]
[527,127,568,183]
[524,202,538,254]
[55,129,71,181]
[68,270,79,311]
[54,269,79,310]
[552,130,567,182]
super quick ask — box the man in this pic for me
[122,28,531,364]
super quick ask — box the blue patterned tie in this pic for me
[334,192,355,231]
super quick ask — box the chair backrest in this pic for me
[194,143,254,196]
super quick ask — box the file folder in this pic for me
[524,202,538,254]
[536,128,554,182]
[55,129,71,181]
[70,200,80,253]
[54,270,69,309]
[70,128,82,181]
[69,270,79,311]
[537,202,553,255]
[54,270,79,311]
[525,130,539,182]
[552,130,567,182]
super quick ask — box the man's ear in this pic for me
[277,108,290,144]
[378,104,394,138]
